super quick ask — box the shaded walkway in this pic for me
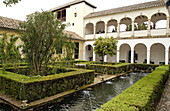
[156,75,170,111]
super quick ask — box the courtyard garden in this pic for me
[0,10,169,111]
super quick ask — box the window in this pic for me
[57,11,61,19]
[62,10,66,18]
[74,42,79,59]
[56,9,66,21]
[74,13,77,17]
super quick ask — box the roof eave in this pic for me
[49,0,96,12]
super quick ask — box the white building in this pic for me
[49,0,170,65]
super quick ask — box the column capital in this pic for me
[117,50,120,52]
[165,50,169,52]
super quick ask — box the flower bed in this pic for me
[96,65,169,111]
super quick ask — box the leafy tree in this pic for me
[18,11,69,76]
[63,38,76,67]
[93,37,117,64]
[0,33,21,64]
[3,0,21,6]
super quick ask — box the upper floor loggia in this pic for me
[84,0,170,39]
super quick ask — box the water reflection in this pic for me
[0,103,14,111]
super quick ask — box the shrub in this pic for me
[0,68,95,102]
[97,65,169,111]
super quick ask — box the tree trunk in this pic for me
[102,53,104,64]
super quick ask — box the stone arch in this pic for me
[134,15,148,30]
[120,17,132,31]
[150,43,165,64]
[96,21,105,34]
[85,23,94,35]
[85,45,93,61]
[119,43,131,63]
[134,43,147,63]
[107,19,118,33]
[151,13,167,29]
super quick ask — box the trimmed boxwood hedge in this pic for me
[87,63,132,74]
[0,68,95,102]
[78,63,158,74]
[96,65,169,111]
[0,63,28,68]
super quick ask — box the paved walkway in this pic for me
[156,75,170,111]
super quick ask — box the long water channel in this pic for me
[0,72,149,111]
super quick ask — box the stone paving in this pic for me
[156,75,170,111]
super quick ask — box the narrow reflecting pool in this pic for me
[34,72,149,111]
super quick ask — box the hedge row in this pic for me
[0,63,28,68]
[76,63,158,74]
[87,63,132,74]
[132,63,158,71]
[0,68,95,102]
[97,65,169,111]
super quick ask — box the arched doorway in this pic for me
[151,13,167,29]
[134,15,148,30]
[119,44,131,63]
[96,21,105,34]
[134,43,147,63]
[150,43,165,64]
[107,19,117,33]
[120,17,132,32]
[85,45,93,61]
[85,23,94,35]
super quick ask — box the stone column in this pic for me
[132,21,135,38]
[115,25,117,32]
[131,49,134,63]
[165,49,169,65]
[153,23,156,29]
[93,25,96,39]
[148,19,151,36]
[104,55,107,62]
[93,50,96,61]
[117,23,120,38]
[83,27,86,38]
[105,24,107,38]
[147,50,150,64]
[83,47,86,60]
[166,16,170,36]
[117,50,120,63]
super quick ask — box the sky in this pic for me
[0,0,157,21]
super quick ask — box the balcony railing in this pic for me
[134,30,148,37]
[120,31,132,38]
[85,28,168,40]
[151,28,166,36]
